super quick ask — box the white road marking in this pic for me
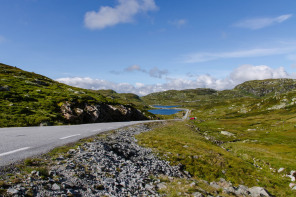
[0,147,30,157]
[91,129,102,132]
[59,134,81,140]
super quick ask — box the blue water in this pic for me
[152,105,179,109]
[149,108,182,115]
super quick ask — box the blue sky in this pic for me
[1,0,296,95]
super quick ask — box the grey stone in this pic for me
[104,178,115,184]
[157,182,167,190]
[190,182,196,187]
[221,131,235,136]
[235,185,249,196]
[249,186,271,197]
[210,182,221,189]
[223,186,236,194]
[7,188,19,195]
[192,192,204,197]
[52,183,61,191]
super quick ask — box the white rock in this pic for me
[7,188,19,195]
[289,183,296,188]
[52,183,61,191]
[221,131,235,137]
[278,167,285,173]
[157,182,167,190]
[210,182,221,189]
[192,192,204,197]
[248,186,271,197]
[287,175,296,182]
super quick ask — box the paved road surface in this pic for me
[0,120,161,167]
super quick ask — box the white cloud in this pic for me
[112,65,168,78]
[169,19,187,27]
[229,65,290,84]
[235,14,292,30]
[125,65,143,72]
[183,47,295,63]
[56,65,295,96]
[149,67,168,78]
[84,0,158,30]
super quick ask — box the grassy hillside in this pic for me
[1,63,296,195]
[234,78,296,97]
[137,79,296,196]
[0,63,150,127]
[142,88,217,105]
[95,89,146,107]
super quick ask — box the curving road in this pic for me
[0,120,162,167]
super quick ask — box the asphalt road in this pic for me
[0,120,161,167]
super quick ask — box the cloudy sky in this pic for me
[1,0,296,95]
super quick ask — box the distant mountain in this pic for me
[142,79,296,109]
[142,88,217,104]
[0,63,149,127]
[234,78,296,97]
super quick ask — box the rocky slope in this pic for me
[234,78,296,97]
[0,63,149,127]
[60,101,148,124]
[142,88,217,105]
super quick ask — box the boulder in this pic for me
[248,186,271,197]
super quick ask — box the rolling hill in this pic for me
[0,63,150,127]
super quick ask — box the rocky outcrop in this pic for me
[234,79,296,97]
[60,101,148,124]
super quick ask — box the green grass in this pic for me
[136,120,295,196]
[0,63,152,127]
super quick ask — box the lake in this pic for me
[149,105,182,115]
